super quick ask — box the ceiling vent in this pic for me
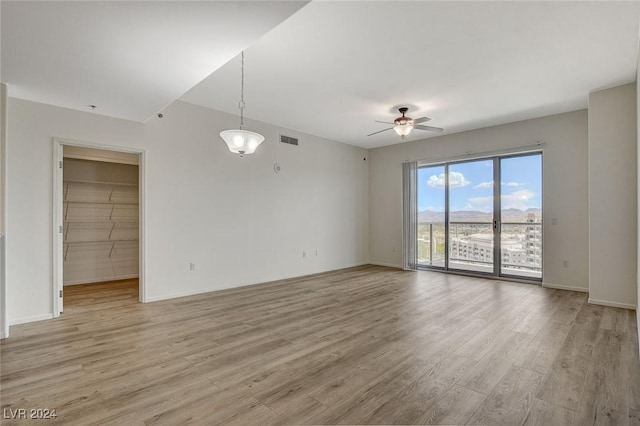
[280,134,299,146]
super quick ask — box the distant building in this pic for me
[450,213,542,271]
[451,233,494,264]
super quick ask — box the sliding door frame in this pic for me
[417,150,542,282]
[497,151,544,282]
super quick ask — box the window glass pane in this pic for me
[500,154,542,278]
[417,165,445,267]
[448,160,494,273]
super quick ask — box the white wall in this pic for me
[369,110,590,292]
[1,82,7,338]
[7,98,369,324]
[588,83,637,309]
[637,49,640,348]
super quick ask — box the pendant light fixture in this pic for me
[219,51,265,156]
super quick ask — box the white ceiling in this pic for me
[0,1,307,122]
[2,2,640,148]
[182,1,640,148]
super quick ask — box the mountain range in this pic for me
[418,208,542,223]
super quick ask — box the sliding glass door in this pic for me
[499,154,542,279]
[417,165,445,267]
[417,152,542,280]
[448,158,495,274]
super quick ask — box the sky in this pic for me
[417,154,542,212]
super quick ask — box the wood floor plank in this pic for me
[523,398,576,426]
[600,306,630,332]
[574,329,629,426]
[358,372,450,425]
[536,301,603,410]
[1,266,638,425]
[629,311,640,425]
[310,356,436,425]
[458,354,514,394]
[467,365,546,426]
[420,384,486,425]
[514,319,573,374]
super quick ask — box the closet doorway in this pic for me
[52,139,145,316]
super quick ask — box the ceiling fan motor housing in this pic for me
[394,107,413,126]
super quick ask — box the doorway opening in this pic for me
[53,140,145,316]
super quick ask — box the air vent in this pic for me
[280,135,299,146]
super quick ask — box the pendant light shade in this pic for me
[220,51,265,156]
[220,129,265,155]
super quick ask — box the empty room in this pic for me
[1,1,640,425]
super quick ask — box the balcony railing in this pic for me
[417,221,542,278]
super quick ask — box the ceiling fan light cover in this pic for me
[220,129,265,155]
[394,124,413,137]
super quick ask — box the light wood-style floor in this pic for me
[1,266,639,425]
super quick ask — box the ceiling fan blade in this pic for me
[414,124,444,132]
[375,120,395,125]
[413,117,431,124]
[367,127,393,136]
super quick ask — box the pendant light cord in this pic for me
[239,51,246,129]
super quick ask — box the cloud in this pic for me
[466,189,537,211]
[427,172,470,188]
[467,196,493,209]
[501,189,536,210]
[474,181,493,189]
[473,181,526,190]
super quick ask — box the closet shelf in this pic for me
[63,182,139,255]
[64,219,139,224]
[64,179,137,187]
[63,201,138,206]
[64,239,138,244]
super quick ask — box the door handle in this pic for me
[493,220,498,230]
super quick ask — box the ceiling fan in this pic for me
[368,107,443,139]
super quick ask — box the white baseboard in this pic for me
[368,261,403,269]
[145,287,217,303]
[342,262,370,269]
[145,262,371,303]
[10,313,54,326]
[588,298,636,310]
[542,282,589,293]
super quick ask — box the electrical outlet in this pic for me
[189,262,196,271]
[552,218,558,225]
[392,247,396,252]
[302,251,306,258]
[562,260,569,268]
